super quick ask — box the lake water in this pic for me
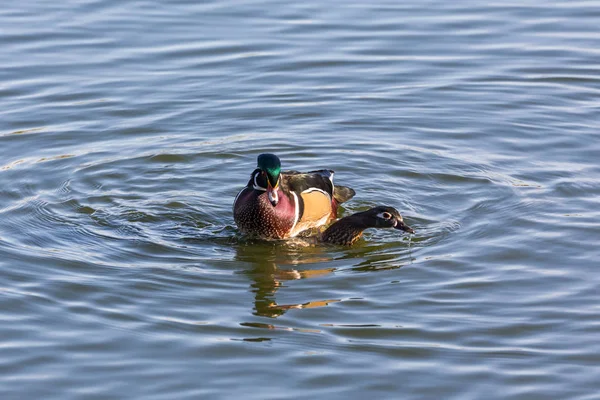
[1,1,599,398]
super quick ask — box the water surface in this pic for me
[1,0,600,399]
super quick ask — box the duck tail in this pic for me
[333,185,355,204]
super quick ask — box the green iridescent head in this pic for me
[257,153,281,188]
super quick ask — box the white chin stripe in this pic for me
[268,189,278,204]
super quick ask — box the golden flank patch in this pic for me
[300,190,332,223]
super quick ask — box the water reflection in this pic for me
[352,257,407,272]
[235,240,340,318]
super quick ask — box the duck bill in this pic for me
[394,221,415,234]
[267,182,279,206]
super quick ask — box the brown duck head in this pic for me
[321,206,414,246]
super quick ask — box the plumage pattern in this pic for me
[233,185,297,239]
[233,154,355,239]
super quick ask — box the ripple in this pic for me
[2,0,600,398]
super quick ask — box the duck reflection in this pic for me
[235,238,340,318]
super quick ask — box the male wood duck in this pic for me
[233,153,355,239]
[320,206,415,246]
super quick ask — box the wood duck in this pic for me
[320,206,414,246]
[233,153,356,239]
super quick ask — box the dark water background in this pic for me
[1,1,599,398]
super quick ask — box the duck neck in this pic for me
[321,214,370,246]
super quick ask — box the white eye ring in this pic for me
[382,212,392,220]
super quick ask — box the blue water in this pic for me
[1,1,599,399]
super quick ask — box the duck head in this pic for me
[360,206,415,233]
[257,153,281,206]
[320,205,414,246]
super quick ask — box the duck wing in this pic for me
[282,169,355,206]
[282,169,335,196]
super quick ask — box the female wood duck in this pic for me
[233,153,355,239]
[320,206,415,246]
